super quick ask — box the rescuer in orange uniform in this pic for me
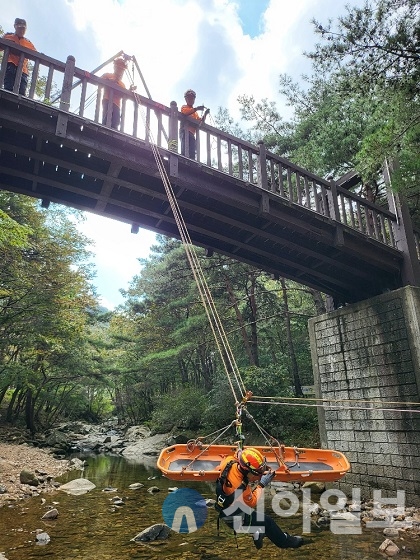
[215,447,304,550]
[2,18,37,95]
[180,89,209,159]
[101,57,128,130]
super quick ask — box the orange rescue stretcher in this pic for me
[157,443,350,482]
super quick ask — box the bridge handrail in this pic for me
[0,40,414,257]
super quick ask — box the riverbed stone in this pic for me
[128,483,144,490]
[383,528,400,538]
[132,523,171,541]
[58,478,96,495]
[302,481,325,493]
[41,508,58,520]
[35,532,51,544]
[379,539,400,556]
[19,469,39,486]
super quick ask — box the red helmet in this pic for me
[237,448,266,475]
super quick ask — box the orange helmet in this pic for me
[237,448,266,475]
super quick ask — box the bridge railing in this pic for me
[0,42,411,256]
[0,40,171,144]
[261,145,397,248]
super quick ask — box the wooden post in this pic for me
[328,180,344,246]
[257,140,268,190]
[13,53,25,94]
[168,101,179,178]
[168,101,178,152]
[60,56,75,112]
[384,159,420,287]
[0,46,9,86]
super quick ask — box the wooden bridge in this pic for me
[1,40,420,304]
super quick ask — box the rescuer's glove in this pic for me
[258,470,275,487]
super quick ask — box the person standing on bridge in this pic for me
[1,18,37,96]
[101,57,128,130]
[180,89,209,159]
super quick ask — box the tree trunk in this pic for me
[248,273,260,366]
[5,386,20,423]
[280,278,303,397]
[224,277,256,365]
[25,387,36,435]
[307,288,326,315]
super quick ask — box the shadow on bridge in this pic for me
[1,39,419,304]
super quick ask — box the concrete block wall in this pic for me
[308,286,420,506]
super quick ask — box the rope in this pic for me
[249,398,420,414]
[124,73,247,405]
[181,421,238,471]
[252,395,420,407]
[242,409,289,470]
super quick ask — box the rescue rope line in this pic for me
[250,399,420,414]
[127,80,247,405]
[253,394,420,407]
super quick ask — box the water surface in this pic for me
[0,454,418,559]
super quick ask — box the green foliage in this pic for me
[151,386,208,432]
[0,193,101,432]
[240,365,318,447]
[235,0,419,216]
[0,209,32,249]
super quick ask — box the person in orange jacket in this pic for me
[101,57,128,130]
[215,447,304,550]
[180,89,209,159]
[2,18,37,95]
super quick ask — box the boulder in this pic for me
[132,523,171,542]
[379,539,400,557]
[124,426,151,442]
[41,508,59,520]
[58,478,96,495]
[128,483,144,490]
[383,528,400,538]
[20,470,39,486]
[35,532,51,544]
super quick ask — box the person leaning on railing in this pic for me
[101,57,128,130]
[180,89,209,159]
[1,18,37,96]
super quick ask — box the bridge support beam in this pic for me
[309,286,420,506]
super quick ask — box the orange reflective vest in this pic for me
[181,104,201,135]
[101,73,126,108]
[2,33,36,75]
[217,455,263,510]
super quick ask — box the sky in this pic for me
[2,0,362,309]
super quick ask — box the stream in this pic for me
[0,453,418,559]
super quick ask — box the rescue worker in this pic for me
[101,57,128,130]
[2,18,37,96]
[180,89,209,159]
[215,447,304,550]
